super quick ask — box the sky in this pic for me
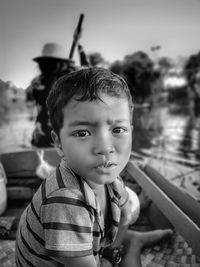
[1,0,200,89]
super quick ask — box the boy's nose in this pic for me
[93,135,115,157]
[94,145,115,157]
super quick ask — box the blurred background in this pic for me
[1,0,200,199]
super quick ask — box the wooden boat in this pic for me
[0,148,200,266]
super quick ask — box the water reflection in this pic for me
[132,102,200,199]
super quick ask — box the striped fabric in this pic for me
[15,159,129,267]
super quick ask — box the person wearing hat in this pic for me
[26,43,76,147]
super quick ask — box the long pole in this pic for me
[69,14,84,60]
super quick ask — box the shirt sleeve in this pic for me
[112,176,129,207]
[40,187,94,258]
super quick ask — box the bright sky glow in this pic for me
[1,0,200,88]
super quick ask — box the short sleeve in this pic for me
[125,186,140,224]
[112,176,129,207]
[40,187,94,258]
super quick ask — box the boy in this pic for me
[16,67,172,267]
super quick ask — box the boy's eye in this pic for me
[73,130,90,137]
[112,127,127,134]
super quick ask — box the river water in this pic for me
[0,99,200,199]
[132,102,200,199]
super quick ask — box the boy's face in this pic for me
[52,93,132,190]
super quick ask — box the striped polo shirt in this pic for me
[15,159,129,267]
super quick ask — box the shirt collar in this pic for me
[59,158,121,240]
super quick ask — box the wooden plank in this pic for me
[0,148,60,178]
[0,150,38,177]
[144,164,200,228]
[7,187,36,200]
[126,161,200,257]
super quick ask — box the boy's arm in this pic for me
[109,197,132,249]
[52,255,97,267]
[110,187,140,248]
[101,199,132,265]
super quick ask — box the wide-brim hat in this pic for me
[33,43,73,63]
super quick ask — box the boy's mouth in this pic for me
[96,161,117,170]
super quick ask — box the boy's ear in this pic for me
[131,125,133,132]
[51,131,64,157]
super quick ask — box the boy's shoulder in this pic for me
[42,167,99,212]
[43,167,84,200]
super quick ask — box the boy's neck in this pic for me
[93,184,108,222]
[92,184,106,197]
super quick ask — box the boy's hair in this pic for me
[47,67,133,135]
